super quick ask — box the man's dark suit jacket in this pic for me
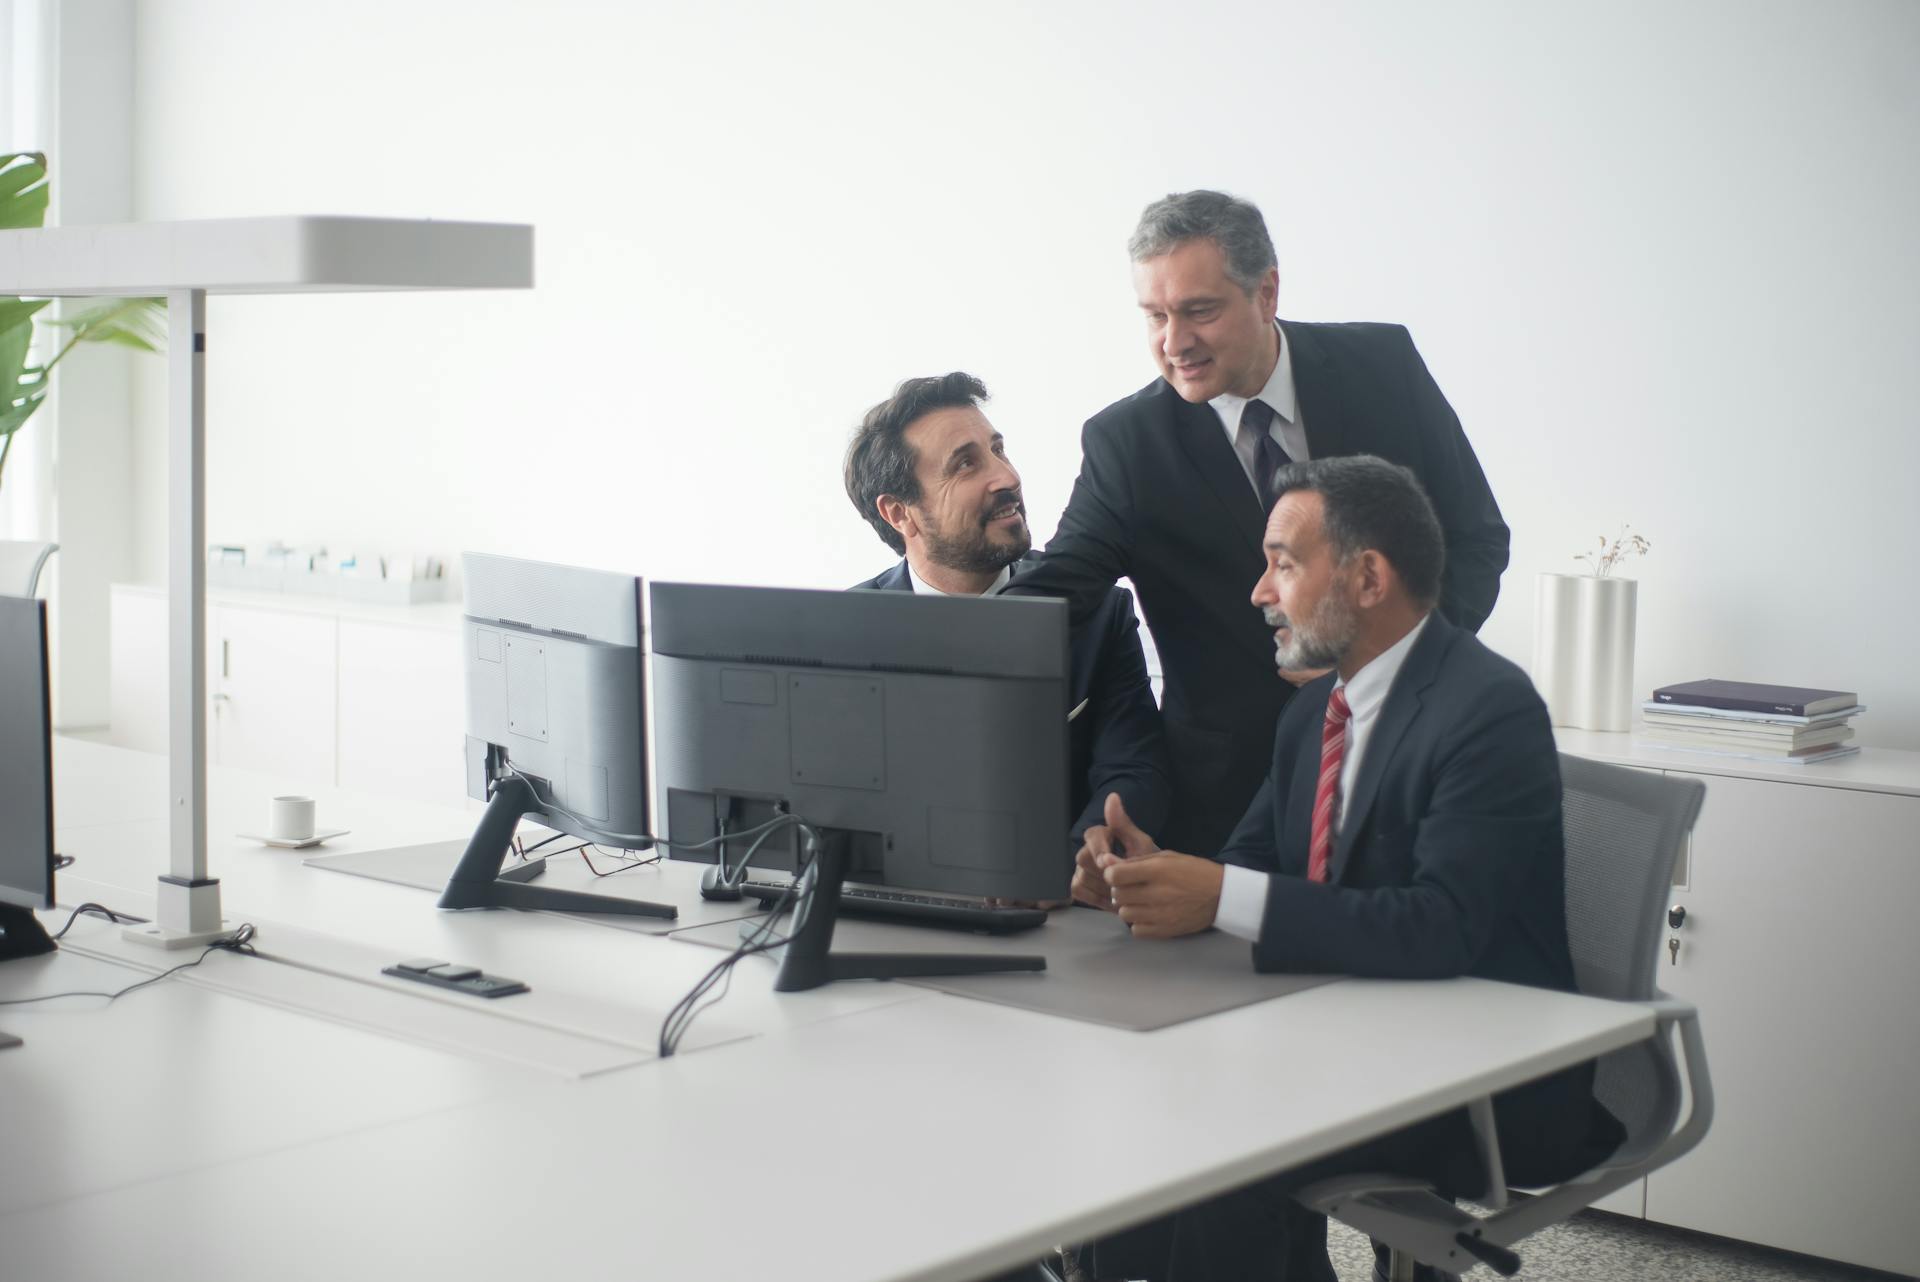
[1217,613,1623,1186]
[1010,321,1509,852]
[851,557,1171,849]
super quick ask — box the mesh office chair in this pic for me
[0,539,58,598]
[1297,753,1714,1278]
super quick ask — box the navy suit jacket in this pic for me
[851,558,1171,848]
[1217,613,1623,1184]
[1008,321,1509,855]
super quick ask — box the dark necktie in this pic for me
[1236,398,1290,508]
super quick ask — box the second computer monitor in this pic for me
[649,582,1071,903]
[461,552,649,846]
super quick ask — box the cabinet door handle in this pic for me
[1667,904,1687,929]
[222,638,230,679]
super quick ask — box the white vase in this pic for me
[1532,573,1637,731]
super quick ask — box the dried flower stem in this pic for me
[1574,525,1651,578]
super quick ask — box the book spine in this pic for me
[1653,691,1810,715]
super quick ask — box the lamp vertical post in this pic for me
[126,287,225,947]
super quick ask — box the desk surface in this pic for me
[2,740,1657,1282]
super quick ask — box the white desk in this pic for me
[1,740,1657,1282]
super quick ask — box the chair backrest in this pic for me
[0,540,58,598]
[1559,752,1706,1166]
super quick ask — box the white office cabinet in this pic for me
[337,618,466,806]
[210,604,337,785]
[109,585,465,806]
[1556,730,1920,1274]
[1644,772,1920,1275]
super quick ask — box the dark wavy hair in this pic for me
[843,372,989,554]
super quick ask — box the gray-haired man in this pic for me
[1008,189,1510,858]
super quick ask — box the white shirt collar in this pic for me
[906,561,1012,597]
[1209,321,1299,428]
[1334,612,1433,725]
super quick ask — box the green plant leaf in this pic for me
[50,297,167,355]
[0,152,50,229]
[0,376,49,437]
[0,320,33,386]
[0,299,51,334]
[0,315,48,438]
[0,390,48,437]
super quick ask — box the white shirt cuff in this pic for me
[1213,863,1269,943]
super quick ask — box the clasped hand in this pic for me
[1071,794,1222,939]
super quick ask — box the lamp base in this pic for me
[123,874,230,949]
[122,920,235,950]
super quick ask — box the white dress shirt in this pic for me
[1207,321,1310,495]
[906,562,1011,598]
[1212,613,1433,942]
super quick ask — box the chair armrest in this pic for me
[1298,993,1715,1268]
[1482,993,1712,1246]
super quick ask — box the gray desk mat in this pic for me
[304,840,763,935]
[674,905,1338,1031]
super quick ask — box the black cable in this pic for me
[498,761,798,855]
[657,825,817,1058]
[578,844,664,878]
[51,902,145,940]
[716,813,802,887]
[518,831,571,857]
[0,924,258,1007]
[519,841,590,865]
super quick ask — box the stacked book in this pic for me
[1640,679,1864,764]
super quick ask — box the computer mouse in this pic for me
[699,865,743,902]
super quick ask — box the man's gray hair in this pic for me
[1128,190,1277,294]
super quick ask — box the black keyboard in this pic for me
[739,881,1048,935]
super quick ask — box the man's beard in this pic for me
[922,501,1031,576]
[1262,583,1357,671]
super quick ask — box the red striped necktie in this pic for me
[1307,685,1352,883]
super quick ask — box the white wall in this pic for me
[45,0,137,729]
[127,0,1920,746]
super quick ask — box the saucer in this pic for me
[238,828,351,850]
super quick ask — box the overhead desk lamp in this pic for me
[0,217,534,947]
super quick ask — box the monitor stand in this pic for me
[0,903,56,1049]
[0,902,55,962]
[771,832,1045,992]
[438,776,676,919]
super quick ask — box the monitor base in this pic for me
[439,776,676,919]
[0,902,55,962]
[771,832,1044,992]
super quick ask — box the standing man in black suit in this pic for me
[1011,190,1509,853]
[842,372,1170,859]
[1068,456,1620,1282]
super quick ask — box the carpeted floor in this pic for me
[1325,1209,1914,1281]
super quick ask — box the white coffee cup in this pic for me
[270,795,317,842]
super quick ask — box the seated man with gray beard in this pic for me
[844,371,1171,862]
[1068,455,1623,1282]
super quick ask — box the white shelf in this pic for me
[0,215,532,295]
[1555,727,1920,798]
